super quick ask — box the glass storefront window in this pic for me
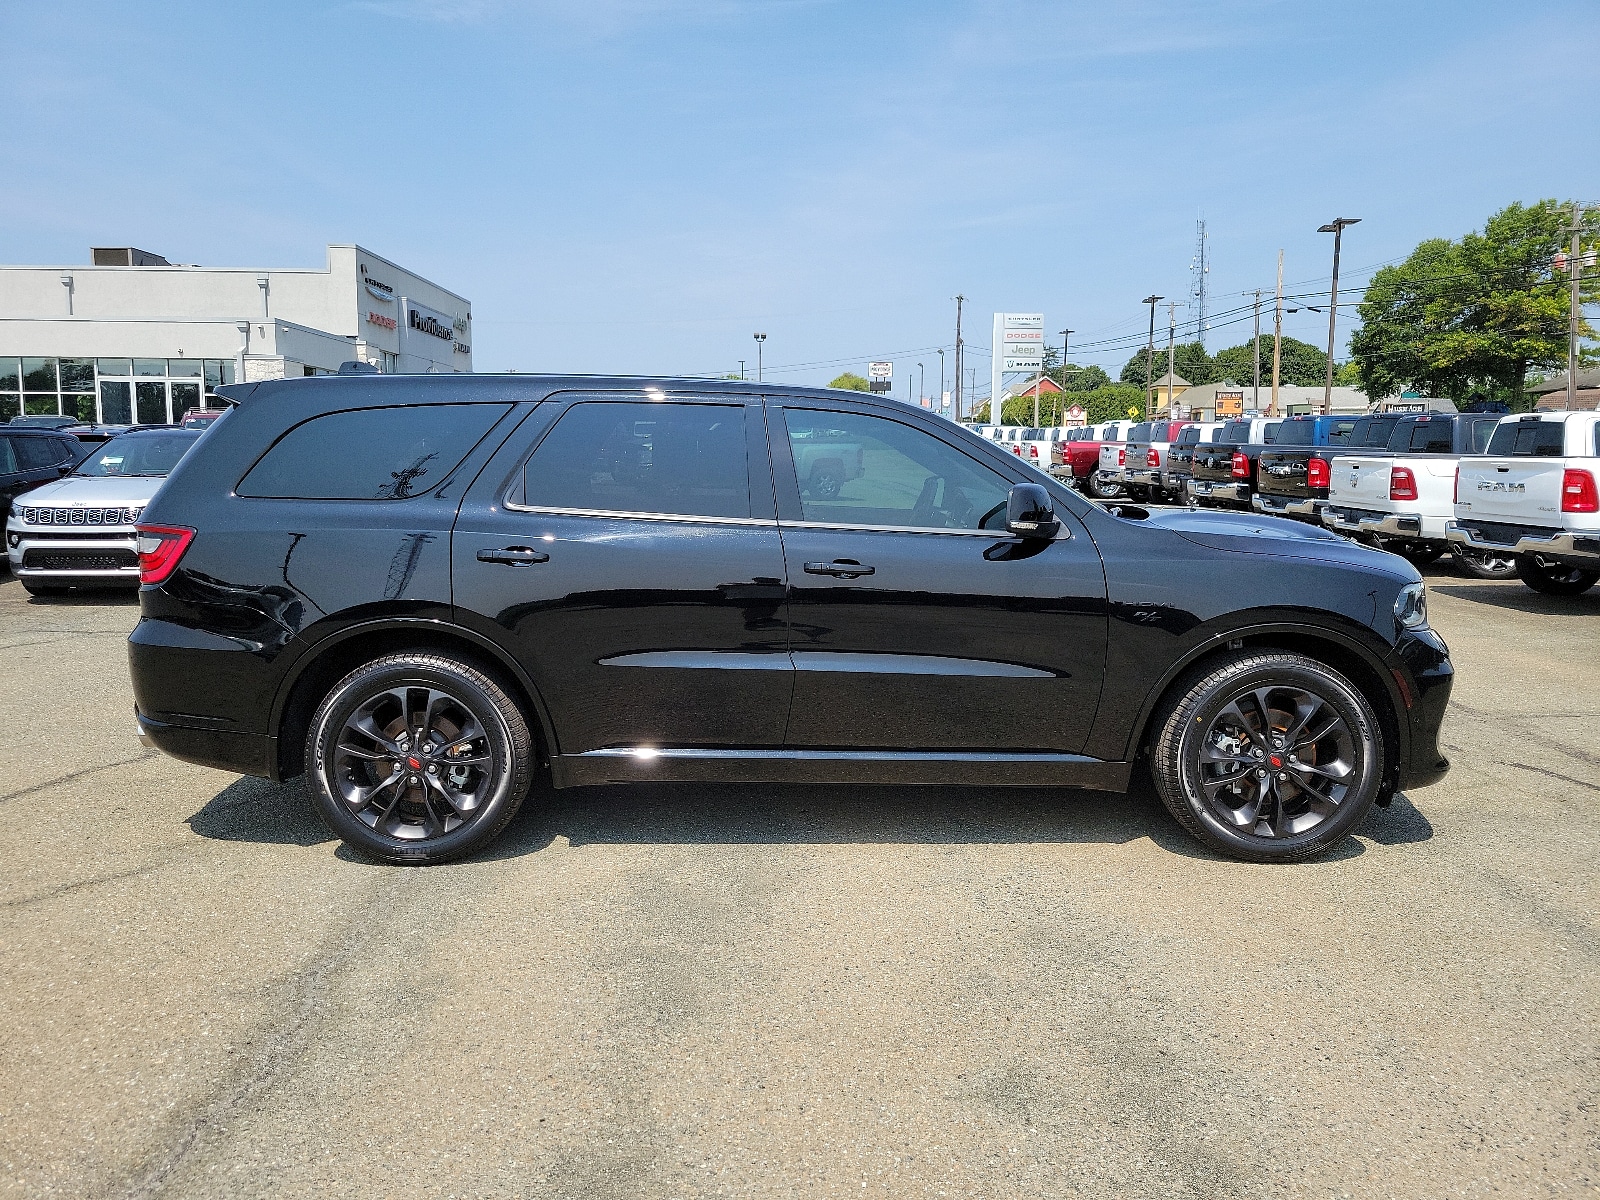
[136,381,168,424]
[59,358,96,391]
[171,381,201,416]
[100,381,132,424]
[133,358,166,377]
[204,359,235,388]
[23,358,58,391]
[0,393,19,421]
[63,394,96,423]
[0,359,19,391]
[168,358,203,377]
[98,358,132,377]
[24,394,60,416]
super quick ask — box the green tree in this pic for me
[1082,383,1146,423]
[1348,200,1600,410]
[1209,336,1328,387]
[828,372,872,392]
[1056,363,1111,392]
[1120,342,1215,389]
[1333,360,1361,387]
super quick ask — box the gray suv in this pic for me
[7,428,201,594]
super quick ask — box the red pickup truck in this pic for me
[1061,420,1135,498]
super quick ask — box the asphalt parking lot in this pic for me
[1,563,1595,1199]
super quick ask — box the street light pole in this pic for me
[1317,218,1361,414]
[918,362,925,410]
[1271,250,1284,416]
[1165,301,1178,415]
[753,332,766,382]
[953,295,965,420]
[1059,329,1073,426]
[937,348,945,415]
[1252,289,1262,412]
[1142,295,1163,416]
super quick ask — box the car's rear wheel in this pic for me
[1450,545,1517,579]
[1088,473,1124,500]
[306,652,533,865]
[807,467,842,500]
[1150,652,1384,862]
[1514,554,1599,596]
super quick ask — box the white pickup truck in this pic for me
[1447,411,1600,595]
[1320,412,1508,575]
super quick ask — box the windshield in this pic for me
[74,431,200,477]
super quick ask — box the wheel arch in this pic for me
[1128,620,1407,793]
[269,618,557,781]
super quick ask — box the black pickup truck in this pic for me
[1251,414,1366,523]
[1186,417,1282,509]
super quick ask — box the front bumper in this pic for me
[1186,478,1250,505]
[1252,493,1328,520]
[1446,520,1600,566]
[1392,625,1453,792]
[7,523,141,584]
[1321,506,1443,542]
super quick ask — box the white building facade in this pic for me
[0,243,472,424]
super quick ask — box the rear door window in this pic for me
[239,404,512,499]
[1486,420,1567,457]
[16,436,67,470]
[521,401,751,519]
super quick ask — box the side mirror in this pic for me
[1006,482,1060,540]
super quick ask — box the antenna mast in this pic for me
[1190,219,1210,349]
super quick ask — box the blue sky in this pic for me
[3,0,1595,397]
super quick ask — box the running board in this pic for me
[551,747,1130,791]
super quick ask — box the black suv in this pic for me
[128,376,1452,865]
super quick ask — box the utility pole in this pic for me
[1165,302,1178,414]
[753,332,766,382]
[1252,289,1262,411]
[1569,205,1585,412]
[1271,250,1284,415]
[1059,329,1073,425]
[1318,217,1361,414]
[953,295,965,420]
[937,348,945,416]
[1142,295,1163,416]
[918,362,926,411]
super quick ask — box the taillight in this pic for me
[1118,447,1126,466]
[1453,466,1459,504]
[1231,451,1249,479]
[1390,467,1418,501]
[1563,468,1599,513]
[1307,457,1330,489]
[1147,448,1160,468]
[135,524,195,585]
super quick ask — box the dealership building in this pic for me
[0,244,472,425]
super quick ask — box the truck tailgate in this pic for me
[1327,455,1394,510]
[1457,457,1567,526]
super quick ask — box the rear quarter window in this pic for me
[238,404,512,499]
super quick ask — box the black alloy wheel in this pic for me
[1150,652,1383,862]
[307,653,533,864]
[1450,545,1517,580]
[1514,553,1600,596]
[808,468,842,500]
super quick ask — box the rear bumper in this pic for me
[1252,493,1328,520]
[1446,521,1600,566]
[1322,506,1444,542]
[135,707,277,777]
[1186,478,1249,505]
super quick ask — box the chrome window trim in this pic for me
[775,517,1065,540]
[501,500,778,527]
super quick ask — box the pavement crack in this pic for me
[120,868,414,1200]
[2,861,165,910]
[1505,761,1600,795]
[0,751,159,805]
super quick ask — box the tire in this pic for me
[1450,545,1518,580]
[808,468,842,500]
[1088,473,1124,500]
[1125,485,1151,502]
[1149,652,1385,863]
[1514,554,1599,596]
[1376,537,1444,567]
[306,652,534,865]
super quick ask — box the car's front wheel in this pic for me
[1150,652,1384,862]
[306,652,533,865]
[1514,554,1599,596]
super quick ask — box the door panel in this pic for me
[451,393,792,754]
[771,404,1108,753]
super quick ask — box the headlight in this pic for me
[1394,581,1428,629]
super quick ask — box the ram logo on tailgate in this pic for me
[1477,480,1525,493]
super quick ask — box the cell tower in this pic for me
[1189,219,1210,349]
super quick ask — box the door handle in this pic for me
[803,559,875,578]
[477,546,550,565]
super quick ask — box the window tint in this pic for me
[1129,423,1152,441]
[1275,420,1315,446]
[0,436,17,474]
[16,436,68,470]
[1262,422,1280,444]
[1327,421,1357,444]
[1405,422,1455,453]
[522,401,749,519]
[239,404,510,499]
[1486,420,1566,457]
[1222,420,1251,442]
[1175,427,1200,446]
[783,408,1011,531]
[1466,417,1498,453]
[1355,417,1399,447]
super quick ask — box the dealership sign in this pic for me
[367,310,397,330]
[996,313,1045,372]
[364,277,395,303]
[868,361,892,393]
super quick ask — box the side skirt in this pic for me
[551,748,1131,791]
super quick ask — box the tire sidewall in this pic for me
[308,658,523,863]
[1174,659,1383,860]
[1515,553,1599,595]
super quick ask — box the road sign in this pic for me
[868,361,893,393]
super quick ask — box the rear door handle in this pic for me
[804,559,875,578]
[477,546,550,565]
